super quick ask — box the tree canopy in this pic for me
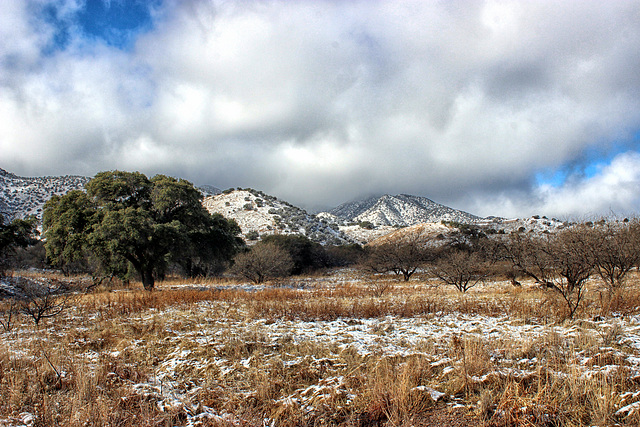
[43,171,243,290]
[0,213,38,276]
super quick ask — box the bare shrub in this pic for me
[361,232,434,281]
[0,298,17,331]
[11,277,72,326]
[231,242,294,284]
[588,219,640,293]
[432,250,489,292]
[499,225,596,319]
[367,279,394,297]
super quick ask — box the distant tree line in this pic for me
[356,219,640,319]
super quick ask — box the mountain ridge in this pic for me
[327,193,480,226]
[4,167,542,245]
[0,168,90,221]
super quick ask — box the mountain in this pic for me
[1,167,566,244]
[203,189,352,245]
[328,195,381,221]
[0,168,89,221]
[327,194,480,226]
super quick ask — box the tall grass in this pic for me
[1,272,639,426]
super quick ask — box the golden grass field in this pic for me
[2,270,640,426]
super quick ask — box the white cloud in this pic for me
[468,151,640,219]
[1,0,640,216]
[537,152,640,218]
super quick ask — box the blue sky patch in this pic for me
[42,0,160,52]
[535,131,640,188]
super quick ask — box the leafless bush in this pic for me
[231,242,294,284]
[12,277,72,326]
[432,250,489,292]
[367,279,394,297]
[361,232,435,281]
[587,219,640,293]
[0,298,17,331]
[499,226,596,319]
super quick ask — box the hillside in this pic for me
[203,189,352,245]
[367,222,451,247]
[197,184,222,197]
[363,216,569,249]
[0,168,89,221]
[1,167,568,244]
[326,194,480,226]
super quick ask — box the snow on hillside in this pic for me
[197,184,222,197]
[0,167,224,223]
[203,189,352,245]
[367,222,451,246]
[0,168,89,221]
[0,166,570,242]
[476,216,568,234]
[335,224,399,245]
[359,217,571,248]
[326,194,479,227]
[327,195,381,220]
[315,212,395,244]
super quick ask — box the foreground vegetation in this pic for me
[2,270,640,426]
[4,171,640,425]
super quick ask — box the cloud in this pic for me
[467,151,640,219]
[2,0,640,217]
[537,151,640,218]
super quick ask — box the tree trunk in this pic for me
[141,268,155,291]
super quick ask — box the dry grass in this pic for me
[2,270,640,426]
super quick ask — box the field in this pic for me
[2,270,640,426]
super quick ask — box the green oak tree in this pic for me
[43,171,243,290]
[42,190,95,275]
[0,213,38,276]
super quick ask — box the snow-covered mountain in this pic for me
[203,189,352,245]
[326,194,480,226]
[1,167,567,243]
[475,216,568,234]
[0,168,89,221]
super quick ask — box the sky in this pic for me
[2,0,640,219]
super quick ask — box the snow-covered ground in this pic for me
[2,274,640,426]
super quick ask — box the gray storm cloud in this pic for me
[1,0,640,218]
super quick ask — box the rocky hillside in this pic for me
[0,168,89,221]
[326,194,480,226]
[367,222,451,247]
[475,216,568,234]
[203,189,352,245]
[364,216,569,249]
